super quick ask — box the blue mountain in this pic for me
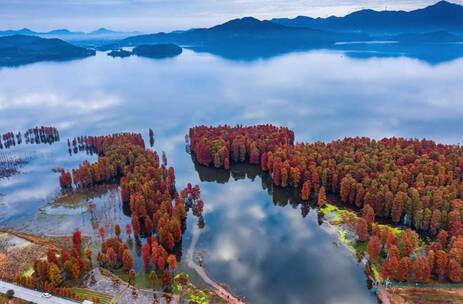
[209,17,287,32]
[0,28,38,36]
[46,29,85,35]
[108,16,368,60]
[89,28,117,35]
[272,1,463,32]
[0,27,139,42]
[0,35,96,66]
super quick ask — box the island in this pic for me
[107,49,132,58]
[132,44,182,59]
[0,35,95,67]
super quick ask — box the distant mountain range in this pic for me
[0,27,139,40]
[1,1,463,64]
[271,1,463,32]
[0,35,95,67]
[99,1,463,60]
[102,16,370,60]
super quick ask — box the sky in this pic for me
[1,0,463,33]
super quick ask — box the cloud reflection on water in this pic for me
[197,176,375,304]
[0,48,462,303]
[2,49,462,143]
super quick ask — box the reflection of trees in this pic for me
[197,215,205,229]
[1,126,59,149]
[67,136,97,156]
[0,151,31,179]
[122,199,132,217]
[121,198,184,263]
[86,187,122,243]
[193,157,312,217]
[192,154,231,184]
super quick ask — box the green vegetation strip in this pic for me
[389,281,463,289]
[73,288,114,304]
[21,267,34,277]
[320,203,356,224]
[173,273,212,304]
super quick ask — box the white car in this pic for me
[41,292,52,298]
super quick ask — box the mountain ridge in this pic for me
[271,1,463,31]
[0,34,96,66]
[0,28,140,40]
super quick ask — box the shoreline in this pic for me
[320,203,463,304]
[185,224,246,304]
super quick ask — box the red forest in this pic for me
[189,124,294,169]
[59,132,204,287]
[1,230,94,303]
[189,124,463,283]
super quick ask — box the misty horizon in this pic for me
[2,0,463,33]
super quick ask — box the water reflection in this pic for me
[189,43,463,64]
[333,43,463,65]
[2,49,463,145]
[194,156,304,207]
[194,161,376,304]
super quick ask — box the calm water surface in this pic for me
[1,49,463,304]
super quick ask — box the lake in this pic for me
[1,48,463,304]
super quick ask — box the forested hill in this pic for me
[271,1,463,32]
[0,35,96,66]
[101,16,368,61]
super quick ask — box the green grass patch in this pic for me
[320,203,338,215]
[73,288,114,304]
[338,228,354,247]
[371,263,384,284]
[173,273,212,304]
[112,268,154,289]
[321,203,357,224]
[113,269,130,282]
[377,224,402,236]
[353,240,368,256]
[21,267,34,277]
[112,268,215,303]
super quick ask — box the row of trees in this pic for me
[190,125,463,284]
[60,133,145,189]
[0,126,59,149]
[2,230,96,302]
[189,124,294,168]
[66,133,145,157]
[35,230,91,288]
[97,223,177,288]
[366,223,463,283]
[262,137,463,238]
[149,128,155,147]
[24,126,60,145]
